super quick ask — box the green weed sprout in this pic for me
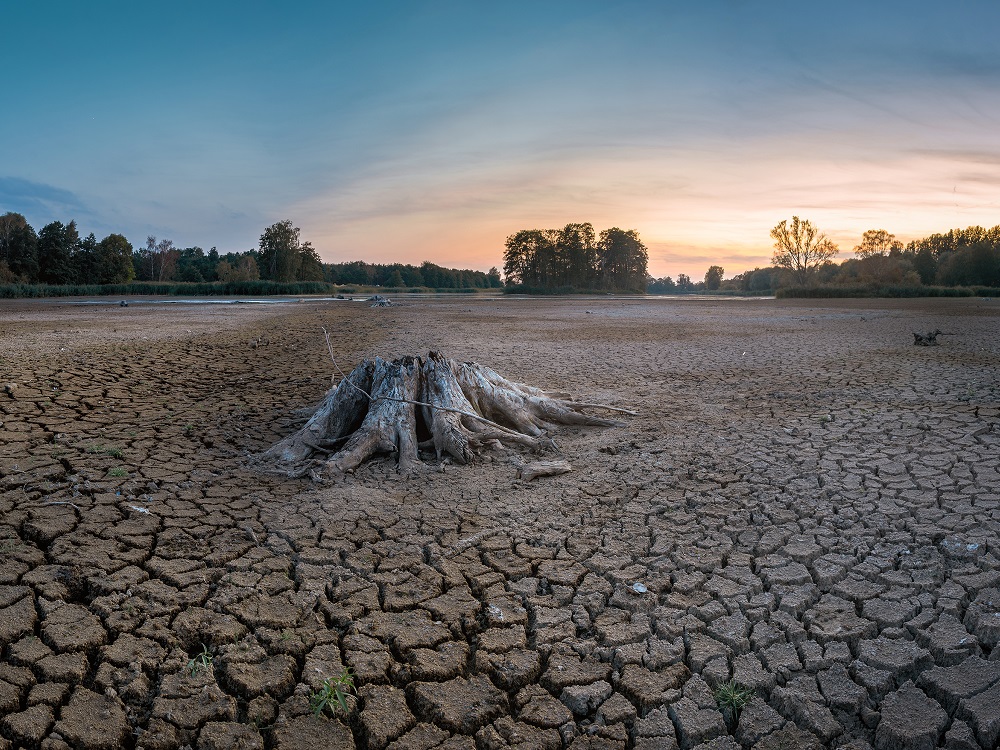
[187,644,213,676]
[715,680,754,722]
[309,668,355,717]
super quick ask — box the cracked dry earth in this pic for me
[1,296,999,750]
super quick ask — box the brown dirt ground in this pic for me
[1,294,999,750]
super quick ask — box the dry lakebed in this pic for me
[0,294,998,750]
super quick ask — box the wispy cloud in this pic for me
[0,177,91,223]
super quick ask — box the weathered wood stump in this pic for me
[262,351,628,475]
[913,329,943,346]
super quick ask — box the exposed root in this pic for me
[260,350,630,476]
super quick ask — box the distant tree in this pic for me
[676,273,693,291]
[217,254,260,282]
[388,268,404,287]
[598,228,649,292]
[258,221,301,281]
[97,234,135,283]
[740,267,779,292]
[557,223,597,288]
[936,243,1000,287]
[704,265,724,290]
[770,217,839,285]
[37,220,79,284]
[258,220,322,282]
[854,229,902,258]
[0,212,39,282]
[486,267,502,288]
[647,275,676,294]
[504,229,557,286]
[908,246,937,285]
[74,233,100,284]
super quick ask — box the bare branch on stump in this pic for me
[260,350,630,476]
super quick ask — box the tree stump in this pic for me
[913,329,943,346]
[262,351,628,475]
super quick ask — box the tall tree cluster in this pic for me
[503,223,648,292]
[0,212,135,285]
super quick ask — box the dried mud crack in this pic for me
[0,296,998,750]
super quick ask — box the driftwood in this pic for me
[369,295,393,307]
[262,351,630,475]
[913,329,943,346]
[518,460,573,481]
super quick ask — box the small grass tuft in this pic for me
[187,644,213,676]
[108,467,128,478]
[715,680,755,723]
[309,667,355,717]
[87,443,124,458]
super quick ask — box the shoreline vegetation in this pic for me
[0,281,493,300]
[3,211,999,300]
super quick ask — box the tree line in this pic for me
[324,260,501,289]
[0,214,501,289]
[503,223,649,292]
[648,218,1000,294]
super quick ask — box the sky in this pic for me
[2,1,999,279]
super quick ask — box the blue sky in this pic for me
[3,1,999,277]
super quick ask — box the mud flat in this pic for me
[1,295,998,750]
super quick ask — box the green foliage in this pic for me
[107,467,128,478]
[0,212,39,282]
[309,668,355,717]
[258,220,323,282]
[97,234,136,283]
[704,265,724,291]
[0,280,333,298]
[37,220,79,285]
[715,680,754,723]
[770,217,839,285]
[504,224,649,292]
[324,259,500,289]
[87,443,124,458]
[186,644,213,676]
[776,284,975,298]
